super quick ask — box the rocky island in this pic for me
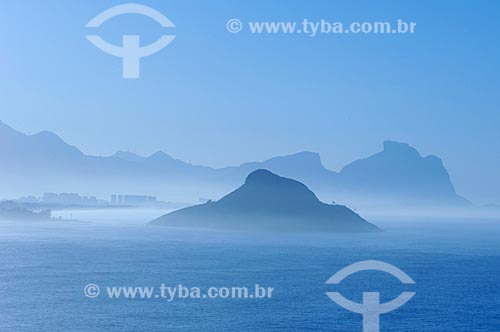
[150,170,380,232]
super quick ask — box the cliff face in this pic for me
[335,141,468,205]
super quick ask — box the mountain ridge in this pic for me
[0,120,469,207]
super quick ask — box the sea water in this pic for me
[0,209,499,331]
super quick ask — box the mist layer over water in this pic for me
[0,209,499,331]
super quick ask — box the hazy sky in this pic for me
[1,0,499,204]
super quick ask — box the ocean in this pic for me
[0,209,499,331]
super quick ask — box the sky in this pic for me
[0,0,499,204]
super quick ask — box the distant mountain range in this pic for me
[0,120,469,208]
[151,170,380,232]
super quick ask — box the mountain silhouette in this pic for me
[223,151,337,187]
[150,170,380,232]
[333,141,469,206]
[0,120,469,208]
[112,151,144,162]
[0,120,83,167]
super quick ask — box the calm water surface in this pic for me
[0,209,499,331]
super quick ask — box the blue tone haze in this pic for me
[1,2,500,331]
[1,0,499,203]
